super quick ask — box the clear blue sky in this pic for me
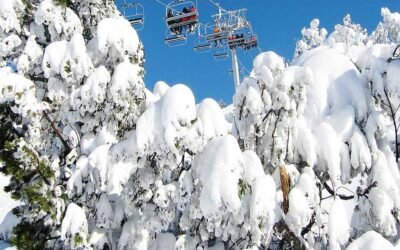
[116,0,400,104]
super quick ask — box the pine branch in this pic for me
[301,211,316,236]
[323,182,354,200]
[42,111,71,153]
[323,181,377,201]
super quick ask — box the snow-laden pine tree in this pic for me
[233,10,400,249]
[0,0,145,248]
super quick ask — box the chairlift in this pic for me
[194,36,211,53]
[165,0,198,43]
[211,8,249,32]
[165,30,188,47]
[121,1,144,30]
[227,32,246,50]
[204,23,229,43]
[243,34,258,51]
[213,45,229,60]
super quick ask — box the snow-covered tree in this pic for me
[371,8,400,44]
[294,19,327,59]
[233,15,400,248]
[0,0,145,248]
[329,14,368,49]
[1,1,400,249]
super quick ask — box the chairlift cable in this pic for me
[238,58,250,75]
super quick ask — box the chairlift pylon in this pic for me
[121,1,144,31]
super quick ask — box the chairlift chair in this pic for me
[121,1,144,30]
[213,45,229,60]
[194,36,211,53]
[227,32,246,50]
[165,0,198,40]
[204,22,229,43]
[165,29,188,47]
[243,34,258,51]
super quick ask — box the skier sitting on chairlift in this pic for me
[228,35,235,49]
[182,7,190,32]
[213,26,222,46]
[250,36,257,48]
[167,9,178,35]
[188,5,197,33]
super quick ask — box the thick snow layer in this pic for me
[136,84,200,161]
[153,81,170,98]
[347,231,395,250]
[94,18,140,62]
[17,36,43,74]
[0,68,45,122]
[291,46,370,185]
[0,0,24,33]
[0,34,21,58]
[0,241,16,250]
[328,199,350,250]
[197,98,229,142]
[253,51,285,75]
[0,173,21,240]
[118,218,152,250]
[35,0,82,41]
[249,175,276,238]
[42,33,93,82]
[156,233,176,250]
[95,193,113,229]
[285,187,312,235]
[194,135,243,216]
[70,66,110,114]
[61,203,88,247]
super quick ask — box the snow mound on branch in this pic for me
[93,18,141,62]
[0,68,45,119]
[195,135,276,221]
[17,36,43,74]
[70,66,110,114]
[0,0,24,33]
[35,0,82,40]
[153,81,170,98]
[42,33,93,82]
[296,46,368,123]
[156,233,176,250]
[136,84,200,160]
[0,173,21,240]
[194,135,243,216]
[285,187,312,235]
[293,46,369,185]
[328,198,350,249]
[61,203,88,247]
[197,98,229,142]
[0,34,21,58]
[347,231,395,250]
[253,51,285,74]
